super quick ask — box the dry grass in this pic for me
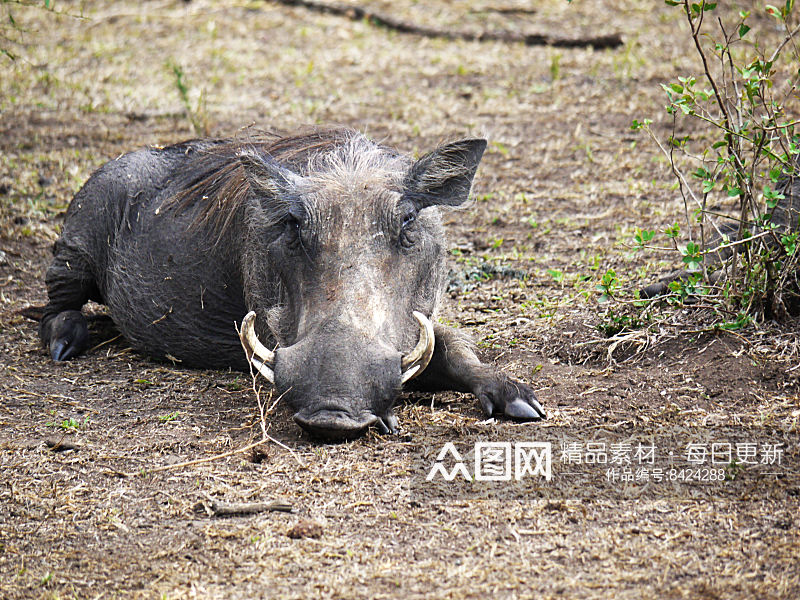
[0,1,798,598]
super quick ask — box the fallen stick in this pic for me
[121,437,268,477]
[272,0,623,49]
[472,7,538,16]
[44,437,81,452]
[121,430,304,477]
[207,500,294,516]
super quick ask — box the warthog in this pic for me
[39,128,545,439]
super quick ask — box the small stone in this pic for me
[286,519,324,539]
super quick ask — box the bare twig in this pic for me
[205,499,293,516]
[768,22,800,64]
[88,334,122,353]
[122,437,271,477]
[44,436,81,452]
[270,0,623,48]
[642,122,726,240]
[705,229,774,254]
[470,7,538,16]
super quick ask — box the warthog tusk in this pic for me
[239,311,275,384]
[400,311,435,384]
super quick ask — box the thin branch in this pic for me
[768,22,800,64]
[238,321,306,468]
[205,499,293,516]
[121,325,305,477]
[643,122,726,239]
[705,228,774,253]
[270,0,623,48]
[122,438,272,477]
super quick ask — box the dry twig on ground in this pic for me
[272,0,623,48]
[199,499,294,517]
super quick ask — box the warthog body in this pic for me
[40,128,545,438]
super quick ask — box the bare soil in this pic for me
[0,1,798,599]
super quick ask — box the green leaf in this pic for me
[717,313,752,330]
[664,223,681,238]
[681,242,703,271]
[763,184,785,208]
[765,4,782,18]
[490,141,509,157]
[782,233,798,254]
[596,269,619,303]
[633,228,656,249]
[738,23,751,37]
[727,186,742,197]
[702,179,715,193]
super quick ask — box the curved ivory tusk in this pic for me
[250,356,276,385]
[239,311,275,384]
[401,311,435,384]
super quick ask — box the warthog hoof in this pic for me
[45,310,89,362]
[476,376,547,421]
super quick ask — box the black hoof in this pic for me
[477,376,546,422]
[504,396,547,421]
[45,310,89,361]
[375,411,401,435]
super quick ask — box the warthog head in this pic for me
[236,131,486,439]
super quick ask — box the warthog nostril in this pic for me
[293,408,378,440]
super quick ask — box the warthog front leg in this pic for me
[40,250,96,361]
[408,324,546,421]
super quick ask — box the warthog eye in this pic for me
[284,215,303,249]
[399,210,417,249]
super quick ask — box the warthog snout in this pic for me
[239,311,433,438]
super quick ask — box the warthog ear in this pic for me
[404,139,488,208]
[237,147,302,198]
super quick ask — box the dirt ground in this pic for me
[1,1,798,598]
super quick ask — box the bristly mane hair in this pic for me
[164,127,398,242]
